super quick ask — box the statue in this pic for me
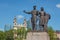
[23,6,39,31]
[44,13,51,32]
[39,7,46,31]
[23,6,51,32]
[39,7,51,32]
[44,13,51,24]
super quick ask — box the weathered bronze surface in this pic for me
[24,6,39,31]
[23,6,51,32]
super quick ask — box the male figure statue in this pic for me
[44,13,51,32]
[23,6,39,31]
[44,13,51,25]
[39,7,46,31]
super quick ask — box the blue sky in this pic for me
[0,0,60,31]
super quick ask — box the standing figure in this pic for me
[44,13,51,32]
[44,13,51,24]
[23,6,39,31]
[39,7,46,31]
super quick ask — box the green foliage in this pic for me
[17,27,27,40]
[0,31,5,40]
[27,27,32,32]
[0,27,27,40]
[0,26,58,40]
[5,29,14,40]
[48,26,57,40]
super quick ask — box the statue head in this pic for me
[33,6,36,10]
[41,7,44,11]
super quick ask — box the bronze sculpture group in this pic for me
[23,6,51,32]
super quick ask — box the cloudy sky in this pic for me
[0,0,60,31]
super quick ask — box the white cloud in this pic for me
[17,15,24,19]
[56,4,60,8]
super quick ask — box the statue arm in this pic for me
[49,14,51,19]
[23,10,31,14]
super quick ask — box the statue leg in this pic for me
[31,21,34,31]
[40,23,44,31]
[43,24,47,32]
[45,19,48,24]
[39,18,42,31]
[39,17,44,31]
[31,18,36,31]
[31,17,37,31]
[39,22,42,31]
[44,18,48,32]
[33,18,37,31]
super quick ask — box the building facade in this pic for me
[13,17,27,40]
[56,30,60,40]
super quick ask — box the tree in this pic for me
[48,26,57,40]
[17,27,27,40]
[27,20,32,29]
[5,29,14,40]
[27,20,32,32]
[0,31,5,40]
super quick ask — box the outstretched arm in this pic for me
[23,10,31,14]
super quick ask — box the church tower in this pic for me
[13,16,17,26]
[23,18,27,30]
[13,16,17,40]
[13,16,17,30]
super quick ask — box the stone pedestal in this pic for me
[26,32,50,40]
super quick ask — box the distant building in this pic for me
[4,24,12,31]
[56,30,60,40]
[23,18,27,30]
[13,16,27,40]
[13,17,27,30]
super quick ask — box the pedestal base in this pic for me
[26,32,50,40]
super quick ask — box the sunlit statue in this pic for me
[39,7,51,32]
[23,6,39,31]
[23,6,51,32]
[45,13,51,24]
[39,7,46,31]
[44,13,51,32]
